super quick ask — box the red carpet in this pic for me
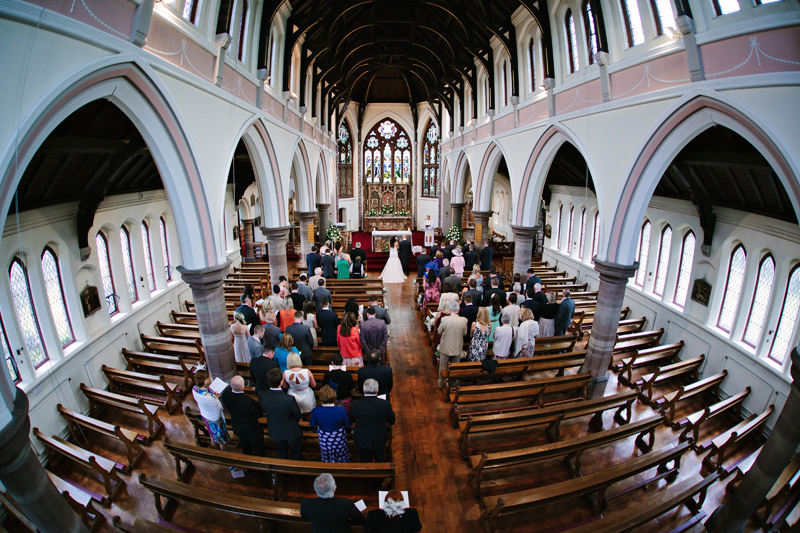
[352,231,425,271]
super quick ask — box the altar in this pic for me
[371,230,413,251]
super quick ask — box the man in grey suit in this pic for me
[443,271,463,294]
[285,311,315,366]
[554,288,576,336]
[362,294,391,324]
[257,368,302,460]
[438,258,453,284]
[360,306,389,363]
[437,300,468,387]
[296,274,314,301]
[309,267,324,291]
[313,278,332,313]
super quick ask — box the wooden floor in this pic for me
[32,276,780,532]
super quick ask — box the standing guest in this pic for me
[464,279,483,305]
[288,283,306,311]
[555,289,576,336]
[443,269,462,295]
[468,265,484,292]
[515,308,540,358]
[437,283,460,314]
[525,268,543,295]
[504,293,521,328]
[350,241,367,266]
[358,350,393,398]
[241,285,256,304]
[365,489,422,533]
[465,243,478,272]
[429,241,440,258]
[258,368,302,460]
[521,288,541,319]
[268,284,285,312]
[398,235,412,275]
[437,258,452,284]
[337,312,363,367]
[422,269,441,310]
[350,256,365,279]
[261,311,283,349]
[309,386,351,462]
[322,249,337,278]
[322,353,354,411]
[538,292,559,337]
[363,294,391,324]
[488,294,503,341]
[230,312,251,364]
[220,376,264,456]
[317,298,340,346]
[415,251,431,280]
[248,325,266,359]
[480,240,494,271]
[531,283,547,316]
[442,240,454,260]
[489,268,505,291]
[360,307,389,363]
[350,379,395,462]
[250,343,279,393]
[450,246,465,277]
[278,298,296,332]
[493,312,515,360]
[314,278,333,313]
[309,267,324,291]
[274,333,301,373]
[337,253,351,279]
[286,311,315,366]
[343,297,364,325]
[433,250,445,270]
[437,300,468,387]
[281,352,317,415]
[297,274,314,301]
[234,294,261,334]
[278,275,290,298]
[302,301,318,347]
[467,308,492,362]
[300,474,365,532]
[511,273,523,295]
[459,294,479,340]
[191,370,228,450]
[482,277,508,307]
[307,246,321,278]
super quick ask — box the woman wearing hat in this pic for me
[450,245,465,277]
[365,489,422,532]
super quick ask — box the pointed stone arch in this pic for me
[292,139,316,213]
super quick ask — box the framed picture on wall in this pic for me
[80,285,101,317]
[691,278,712,306]
[233,226,239,241]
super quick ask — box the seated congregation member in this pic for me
[504,293,521,328]
[416,251,431,279]
[492,312,515,360]
[360,306,389,363]
[515,308,539,358]
[317,298,340,346]
[437,300,468,387]
[482,277,507,307]
[337,312,363,367]
[350,256,365,278]
[278,299,296,332]
[467,307,492,362]
[422,269,441,309]
[248,325,266,359]
[538,292,559,337]
[309,267,324,291]
[288,283,307,312]
[365,489,422,533]
[302,301,318,347]
[220,376,264,457]
[358,350,393,399]
[230,312,251,364]
[191,370,228,450]
[309,386,351,463]
[258,368,302,460]
[459,294,479,340]
[314,278,333,313]
[268,284,285,311]
[450,246,465,276]
[488,294,503,341]
[286,310,316,366]
[337,253,351,279]
[275,333,301,373]
[297,273,314,300]
[322,353,355,410]
[555,288,576,336]
[467,264,484,292]
[463,279,482,305]
[301,473,365,532]
[234,293,261,334]
[250,344,279,393]
[261,311,283,348]
[363,294,391,324]
[282,352,317,415]
[437,283,459,314]
[350,378,395,462]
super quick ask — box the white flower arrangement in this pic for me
[325,222,342,242]
[445,225,462,243]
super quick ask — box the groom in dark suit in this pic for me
[398,235,412,274]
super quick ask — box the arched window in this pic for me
[651,0,676,35]
[502,60,509,107]
[119,226,138,304]
[583,0,599,65]
[620,0,645,47]
[41,247,74,348]
[96,232,118,315]
[566,10,580,73]
[337,122,354,198]
[769,265,800,364]
[363,118,411,185]
[673,230,696,307]
[591,211,600,264]
[160,217,172,282]
[718,244,747,333]
[578,208,587,259]
[268,31,277,84]
[0,316,18,382]
[141,222,156,293]
[713,0,741,15]
[237,0,249,61]
[422,121,440,197]
[634,219,651,287]
[743,254,776,347]
[567,206,575,254]
[9,258,48,368]
[556,205,563,250]
[182,0,200,24]
[528,38,537,92]
[653,225,673,296]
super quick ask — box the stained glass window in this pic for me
[718,245,747,333]
[378,120,397,139]
[591,212,600,264]
[160,217,171,282]
[673,231,695,308]
[422,120,439,197]
[743,254,775,347]
[383,144,392,183]
[0,316,18,382]
[96,232,118,315]
[652,0,676,35]
[634,220,651,287]
[403,150,410,183]
[566,10,579,73]
[567,206,575,255]
[394,150,401,181]
[621,0,645,47]
[373,149,380,183]
[364,151,372,183]
[769,265,800,364]
[653,225,672,297]
[397,136,409,149]
[119,227,138,304]
[41,247,74,347]
[141,222,156,292]
[337,122,353,197]
[556,205,563,250]
[362,118,412,188]
[578,208,587,260]
[583,0,599,65]
[9,258,48,368]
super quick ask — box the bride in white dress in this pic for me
[380,239,407,283]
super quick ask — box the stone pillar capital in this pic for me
[176,261,232,292]
[316,203,331,209]
[510,224,539,238]
[296,211,317,221]
[472,210,493,218]
[450,202,466,208]
[241,218,254,223]
[592,258,639,285]
[260,225,291,243]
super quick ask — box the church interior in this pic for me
[0,0,798,531]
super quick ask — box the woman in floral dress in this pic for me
[515,308,540,358]
[422,269,441,309]
[468,307,492,362]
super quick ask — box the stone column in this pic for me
[451,203,465,231]
[580,259,638,398]
[0,389,89,532]
[295,212,317,269]
[707,347,800,533]
[241,219,255,262]
[472,210,493,250]
[261,226,291,282]
[317,203,331,243]
[177,261,237,381]
[511,224,539,282]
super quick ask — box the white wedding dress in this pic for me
[380,246,407,283]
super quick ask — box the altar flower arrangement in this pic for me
[445,225,462,243]
[367,208,379,217]
[396,209,410,216]
[381,205,395,215]
[325,222,342,242]
[383,242,390,253]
